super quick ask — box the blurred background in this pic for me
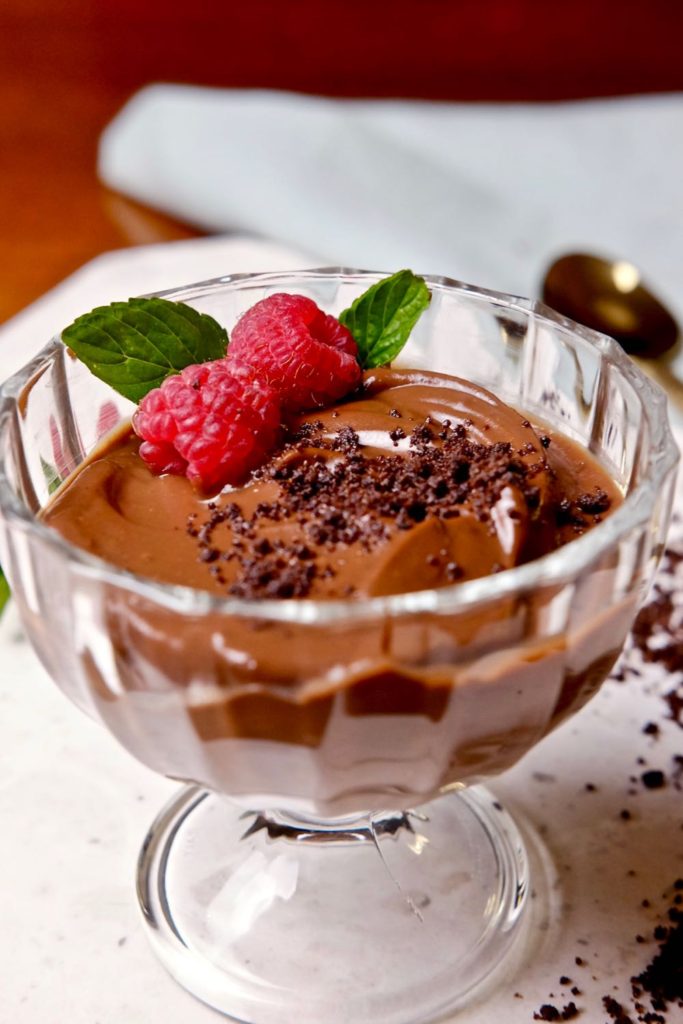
[2,0,683,323]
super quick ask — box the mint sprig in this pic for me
[41,457,64,496]
[339,270,431,369]
[0,567,9,618]
[61,273,429,403]
[62,297,229,403]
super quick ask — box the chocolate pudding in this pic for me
[45,369,618,598]
[42,368,626,814]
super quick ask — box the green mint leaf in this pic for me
[62,297,229,403]
[0,566,9,618]
[339,270,431,369]
[41,457,63,496]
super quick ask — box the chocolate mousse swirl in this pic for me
[43,368,619,600]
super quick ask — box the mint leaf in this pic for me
[339,270,431,369]
[41,457,63,496]
[0,567,9,618]
[62,297,229,403]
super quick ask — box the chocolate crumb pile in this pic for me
[530,521,683,1024]
[186,416,609,600]
[533,1001,580,1020]
[611,540,683,731]
[629,881,683,1022]
[598,880,683,1024]
[270,418,546,531]
[531,882,683,1023]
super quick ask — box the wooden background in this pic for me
[2,0,682,323]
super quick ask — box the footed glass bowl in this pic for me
[0,270,678,1024]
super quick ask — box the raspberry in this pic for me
[133,359,281,491]
[229,293,361,412]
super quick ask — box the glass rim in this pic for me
[0,267,678,625]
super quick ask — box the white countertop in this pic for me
[1,237,682,1023]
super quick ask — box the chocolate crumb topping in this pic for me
[332,425,361,453]
[186,409,567,599]
[576,488,611,515]
[556,486,613,531]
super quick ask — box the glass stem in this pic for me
[240,806,432,920]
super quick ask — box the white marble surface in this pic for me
[1,237,682,1023]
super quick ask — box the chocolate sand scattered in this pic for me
[613,543,683,733]
[531,881,683,1024]
[630,888,683,1020]
[531,527,683,1023]
[533,1003,580,1021]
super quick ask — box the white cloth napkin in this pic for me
[99,85,683,313]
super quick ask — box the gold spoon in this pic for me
[541,253,683,411]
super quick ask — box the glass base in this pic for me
[137,785,529,1024]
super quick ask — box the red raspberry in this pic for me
[133,360,281,491]
[229,293,361,412]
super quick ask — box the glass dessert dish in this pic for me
[0,270,678,1024]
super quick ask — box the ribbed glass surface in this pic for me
[0,270,677,816]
